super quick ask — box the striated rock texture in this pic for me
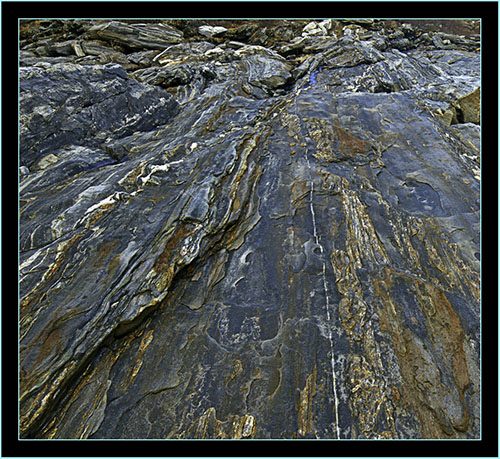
[19,19,480,439]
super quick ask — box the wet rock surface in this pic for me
[19,19,480,439]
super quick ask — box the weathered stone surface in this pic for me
[19,63,179,169]
[85,21,183,50]
[199,25,228,38]
[19,19,480,440]
[454,87,480,124]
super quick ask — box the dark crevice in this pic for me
[454,106,465,124]
[373,82,395,94]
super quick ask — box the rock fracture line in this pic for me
[296,87,341,439]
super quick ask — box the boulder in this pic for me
[198,25,228,37]
[454,87,480,124]
[85,21,183,50]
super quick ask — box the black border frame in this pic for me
[4,2,498,457]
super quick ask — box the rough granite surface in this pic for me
[19,19,480,439]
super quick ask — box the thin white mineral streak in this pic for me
[295,87,341,439]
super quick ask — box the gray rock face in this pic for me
[20,63,179,168]
[19,19,480,440]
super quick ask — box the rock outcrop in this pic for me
[19,19,480,439]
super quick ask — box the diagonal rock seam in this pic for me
[20,123,267,438]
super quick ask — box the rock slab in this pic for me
[19,19,480,439]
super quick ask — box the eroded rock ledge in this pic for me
[19,19,480,439]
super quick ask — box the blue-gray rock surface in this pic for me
[19,19,480,439]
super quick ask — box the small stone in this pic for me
[35,153,59,170]
[302,21,328,37]
[319,19,335,33]
[226,40,246,49]
[455,87,480,124]
[437,108,456,126]
[71,41,85,57]
[241,415,255,438]
[198,25,228,38]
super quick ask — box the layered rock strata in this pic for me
[19,19,480,439]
